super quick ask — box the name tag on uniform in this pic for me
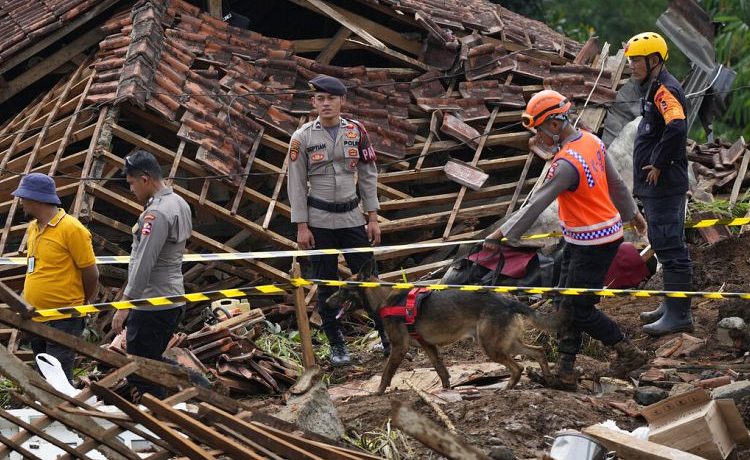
[27,256,35,274]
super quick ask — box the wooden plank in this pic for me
[0,60,88,253]
[49,68,96,176]
[93,147,295,248]
[391,401,491,460]
[317,27,353,64]
[379,154,529,184]
[211,423,286,460]
[207,0,222,18]
[380,201,510,232]
[90,384,216,460]
[141,394,264,460]
[0,432,44,460]
[231,127,264,214]
[71,109,109,217]
[380,260,453,281]
[442,106,499,239]
[0,28,106,104]
[292,262,316,369]
[729,142,748,208]
[294,38,360,54]
[247,421,381,460]
[0,0,120,74]
[291,0,421,56]
[407,131,531,156]
[112,124,292,217]
[293,0,431,70]
[505,151,536,217]
[379,179,536,211]
[166,141,188,186]
[264,118,306,228]
[198,403,326,460]
[582,425,706,460]
[0,406,95,460]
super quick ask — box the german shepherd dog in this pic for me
[326,260,561,394]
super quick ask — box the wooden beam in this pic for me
[112,123,292,217]
[380,201,510,232]
[231,127,263,214]
[391,401,491,460]
[291,0,422,56]
[505,151,535,217]
[198,404,326,460]
[582,425,706,460]
[380,179,536,211]
[71,109,109,217]
[729,141,749,209]
[291,262,315,369]
[140,394,264,460]
[379,154,529,185]
[316,27,353,64]
[294,38,360,54]
[0,28,106,104]
[207,0,222,18]
[442,106,500,239]
[407,132,531,155]
[50,69,96,176]
[290,0,432,70]
[90,384,216,460]
[0,407,95,460]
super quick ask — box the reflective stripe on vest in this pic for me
[555,131,623,246]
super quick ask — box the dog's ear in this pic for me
[357,259,377,280]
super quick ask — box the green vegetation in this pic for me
[344,420,415,459]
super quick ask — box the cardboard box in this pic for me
[641,388,750,459]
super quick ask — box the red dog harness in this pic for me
[379,288,429,339]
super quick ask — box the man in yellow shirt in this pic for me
[13,173,99,381]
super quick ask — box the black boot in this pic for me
[640,302,665,324]
[327,330,351,366]
[643,272,693,337]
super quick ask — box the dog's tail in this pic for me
[506,298,564,333]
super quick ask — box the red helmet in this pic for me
[522,90,571,129]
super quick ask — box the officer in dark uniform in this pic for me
[287,75,389,366]
[625,32,693,336]
[112,150,192,398]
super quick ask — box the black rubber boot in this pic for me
[640,302,665,324]
[642,272,694,337]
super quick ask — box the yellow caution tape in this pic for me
[292,278,750,301]
[31,276,750,322]
[32,284,290,322]
[4,217,748,267]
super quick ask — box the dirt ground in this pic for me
[316,233,750,459]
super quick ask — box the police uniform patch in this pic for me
[347,148,358,157]
[349,159,358,169]
[141,221,153,236]
[346,123,355,129]
[289,139,301,161]
[144,214,156,222]
[311,152,325,162]
[654,85,686,125]
[345,131,357,139]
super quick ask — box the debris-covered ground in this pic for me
[254,232,750,459]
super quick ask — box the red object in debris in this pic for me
[468,247,536,279]
[605,242,652,288]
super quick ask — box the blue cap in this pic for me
[12,173,61,205]
[309,75,347,96]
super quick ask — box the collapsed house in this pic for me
[0,0,746,457]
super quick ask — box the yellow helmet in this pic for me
[624,32,669,61]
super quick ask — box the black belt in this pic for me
[307,196,360,213]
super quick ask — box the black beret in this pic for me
[309,75,347,96]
